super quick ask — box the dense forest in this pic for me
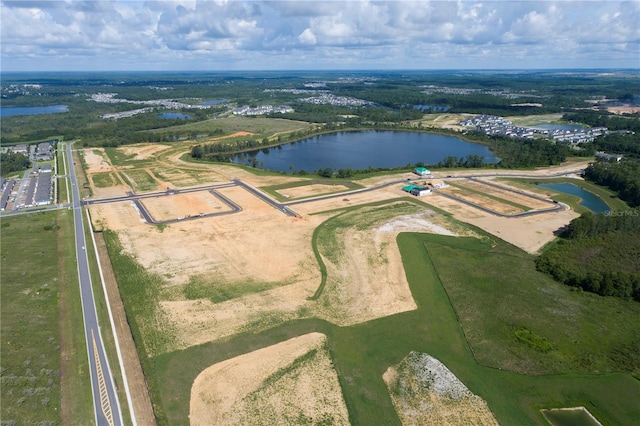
[0,152,30,175]
[536,210,640,302]
[564,111,640,133]
[584,160,640,207]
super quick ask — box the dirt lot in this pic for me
[190,333,349,425]
[426,193,578,254]
[458,179,554,210]
[121,144,170,160]
[140,192,232,222]
[276,183,351,199]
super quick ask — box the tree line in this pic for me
[0,152,31,175]
[584,160,640,207]
[536,209,640,302]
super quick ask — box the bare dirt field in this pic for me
[607,106,640,115]
[426,193,578,254]
[140,192,232,222]
[205,131,254,142]
[384,352,498,426]
[190,332,349,426]
[121,144,171,160]
[459,179,554,210]
[83,148,114,173]
[441,185,525,215]
[276,183,351,199]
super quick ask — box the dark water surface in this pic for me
[1,104,68,117]
[231,130,499,173]
[537,183,610,213]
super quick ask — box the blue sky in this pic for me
[1,0,639,72]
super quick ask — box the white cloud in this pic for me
[298,28,317,45]
[0,0,638,71]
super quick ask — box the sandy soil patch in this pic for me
[140,192,233,221]
[205,131,254,142]
[374,211,457,236]
[190,333,349,426]
[160,206,457,349]
[607,106,640,115]
[150,167,200,188]
[426,193,578,254]
[83,148,113,173]
[120,144,170,160]
[312,203,436,326]
[459,179,554,210]
[441,186,524,215]
[115,188,316,288]
[89,182,131,199]
[160,278,317,349]
[89,202,146,231]
[276,183,351,199]
[384,352,498,426]
[290,184,406,216]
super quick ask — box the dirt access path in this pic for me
[95,232,156,425]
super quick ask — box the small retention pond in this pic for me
[541,407,603,426]
[537,182,610,213]
[231,130,499,173]
[157,112,192,120]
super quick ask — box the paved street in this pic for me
[66,143,123,426]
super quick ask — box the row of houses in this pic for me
[459,115,608,143]
[0,178,16,211]
[8,140,56,161]
[0,167,53,211]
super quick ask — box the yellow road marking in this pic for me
[92,329,114,426]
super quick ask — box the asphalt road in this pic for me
[66,143,123,426]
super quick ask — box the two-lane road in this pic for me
[66,143,123,426]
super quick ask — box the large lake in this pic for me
[0,104,68,117]
[231,131,499,173]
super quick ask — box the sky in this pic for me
[1,0,639,72]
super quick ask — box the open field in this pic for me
[77,139,639,424]
[0,210,93,424]
[149,116,313,137]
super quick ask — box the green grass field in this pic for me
[121,169,159,192]
[106,200,640,425]
[0,210,93,424]
[149,115,313,138]
[91,171,120,188]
